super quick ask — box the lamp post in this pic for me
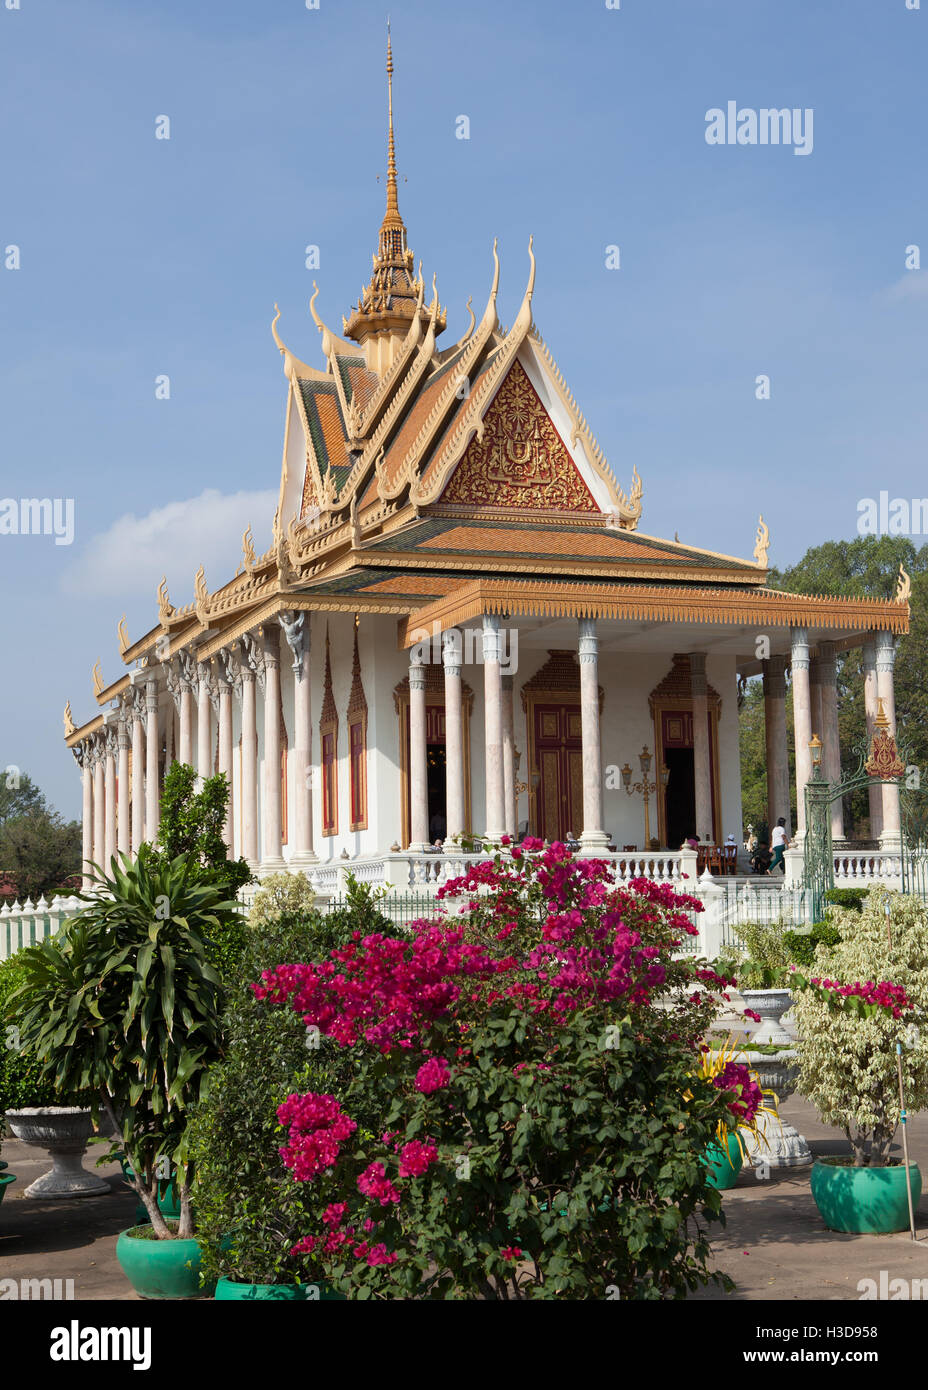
[809,733,823,779]
[621,746,670,848]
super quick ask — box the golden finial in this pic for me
[91,661,104,697]
[242,524,256,569]
[309,282,322,332]
[117,614,129,655]
[157,575,172,621]
[896,563,912,603]
[753,515,770,568]
[63,701,75,736]
[194,564,208,609]
[271,303,285,355]
[875,697,889,729]
[386,19,398,218]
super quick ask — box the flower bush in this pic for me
[794,888,928,1167]
[248,871,316,929]
[256,843,753,1299]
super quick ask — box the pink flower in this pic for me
[743,1009,761,1023]
[322,1202,348,1227]
[501,1246,522,1261]
[357,1161,401,1206]
[367,1243,398,1266]
[415,1056,451,1094]
[398,1140,439,1178]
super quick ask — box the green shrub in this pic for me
[190,904,393,1287]
[0,953,68,1114]
[823,887,868,913]
[783,918,843,968]
[248,871,316,928]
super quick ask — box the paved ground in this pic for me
[4,1098,928,1301]
[695,1095,928,1300]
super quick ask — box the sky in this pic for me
[1,0,925,819]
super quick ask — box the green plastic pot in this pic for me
[116,1226,212,1300]
[215,1277,346,1301]
[0,1159,8,1171]
[704,1133,744,1190]
[0,1172,16,1203]
[810,1159,922,1234]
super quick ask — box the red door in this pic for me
[533,702,583,842]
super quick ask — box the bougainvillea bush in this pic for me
[794,889,928,1167]
[255,841,757,1299]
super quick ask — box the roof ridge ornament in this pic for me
[896,563,912,603]
[753,515,770,568]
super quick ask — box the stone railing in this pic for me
[0,895,84,962]
[833,852,903,886]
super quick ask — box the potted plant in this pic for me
[793,889,928,1234]
[729,921,795,1045]
[1,952,108,1199]
[12,848,242,1298]
[696,1035,782,1189]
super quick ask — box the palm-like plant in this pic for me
[11,850,242,1237]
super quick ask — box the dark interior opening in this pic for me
[427,744,447,842]
[664,746,695,850]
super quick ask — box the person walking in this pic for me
[769,817,789,874]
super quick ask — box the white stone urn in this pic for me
[738,1048,812,1169]
[741,988,794,1046]
[4,1108,110,1199]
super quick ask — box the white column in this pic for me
[117,718,130,856]
[578,618,608,851]
[790,626,813,840]
[875,631,901,846]
[240,661,259,868]
[483,614,505,841]
[862,639,883,839]
[409,652,429,851]
[809,658,824,745]
[283,616,316,866]
[261,627,285,871]
[197,662,212,786]
[92,740,105,872]
[763,655,791,837]
[502,675,517,840]
[79,743,93,889]
[216,654,235,853]
[818,642,844,842]
[104,729,117,867]
[690,652,713,844]
[145,677,161,844]
[178,657,195,766]
[443,629,465,841]
[131,695,145,854]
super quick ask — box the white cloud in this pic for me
[64,488,278,600]
[885,273,928,303]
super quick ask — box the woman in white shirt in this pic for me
[769,818,789,874]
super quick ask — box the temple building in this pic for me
[63,39,910,891]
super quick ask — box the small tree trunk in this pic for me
[176,1182,194,1240]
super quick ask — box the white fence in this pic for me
[0,896,84,961]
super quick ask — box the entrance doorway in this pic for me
[427,744,447,842]
[664,746,695,850]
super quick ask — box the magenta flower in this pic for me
[415,1056,451,1094]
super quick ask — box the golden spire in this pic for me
[343,26,445,351]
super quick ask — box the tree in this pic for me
[0,771,80,899]
[146,763,251,898]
